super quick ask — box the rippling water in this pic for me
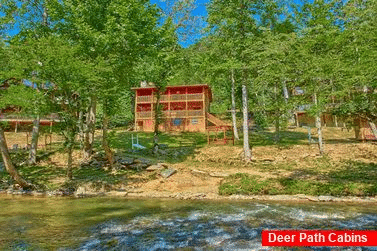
[0,195,376,250]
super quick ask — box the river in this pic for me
[0,196,376,250]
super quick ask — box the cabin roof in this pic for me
[131,83,210,90]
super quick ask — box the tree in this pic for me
[61,0,161,167]
[0,127,33,188]
[21,36,101,179]
[292,0,344,154]
[0,43,33,188]
[135,16,178,154]
[0,0,58,165]
[206,0,261,157]
[242,85,252,161]
[335,0,377,122]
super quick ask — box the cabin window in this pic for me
[173,119,182,126]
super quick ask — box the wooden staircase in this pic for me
[206,113,232,130]
[206,113,233,145]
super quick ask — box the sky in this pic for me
[150,0,210,47]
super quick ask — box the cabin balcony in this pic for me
[136,93,204,103]
[0,113,59,121]
[136,110,204,119]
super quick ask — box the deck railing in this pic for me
[170,94,186,101]
[136,96,153,103]
[186,93,203,101]
[136,111,153,119]
[160,95,169,102]
[0,113,59,121]
[136,110,204,119]
[187,110,203,117]
[136,93,204,103]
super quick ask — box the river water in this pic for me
[0,196,376,250]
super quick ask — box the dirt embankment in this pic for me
[2,129,377,203]
[109,142,377,202]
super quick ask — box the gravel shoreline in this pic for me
[2,188,377,204]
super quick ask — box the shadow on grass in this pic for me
[233,129,359,147]
[246,130,309,147]
[107,131,208,163]
[328,160,377,182]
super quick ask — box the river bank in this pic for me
[2,187,377,204]
[1,128,377,202]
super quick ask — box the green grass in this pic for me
[109,131,208,149]
[219,160,377,197]
[247,130,309,147]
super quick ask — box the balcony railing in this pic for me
[136,110,204,119]
[136,93,204,103]
[187,93,203,101]
[0,113,59,121]
[136,111,153,119]
[187,110,203,117]
[160,95,169,102]
[170,94,186,101]
[136,96,153,103]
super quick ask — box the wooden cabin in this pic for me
[354,117,377,141]
[0,82,58,132]
[132,84,231,133]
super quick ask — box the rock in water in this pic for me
[160,168,177,179]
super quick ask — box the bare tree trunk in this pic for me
[42,2,48,26]
[242,85,252,161]
[0,127,32,188]
[282,82,289,101]
[78,110,84,148]
[231,69,239,140]
[153,90,161,154]
[314,93,324,155]
[83,96,97,160]
[274,84,280,143]
[67,143,73,180]
[102,109,113,168]
[275,112,280,143]
[28,115,40,164]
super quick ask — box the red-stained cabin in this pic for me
[132,84,230,132]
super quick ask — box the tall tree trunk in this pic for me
[275,111,280,143]
[66,142,73,180]
[314,93,324,155]
[42,2,48,26]
[153,90,161,154]
[231,69,239,140]
[242,85,252,161]
[0,127,32,188]
[274,84,280,143]
[102,109,113,168]
[78,110,84,150]
[83,96,97,160]
[28,115,40,164]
